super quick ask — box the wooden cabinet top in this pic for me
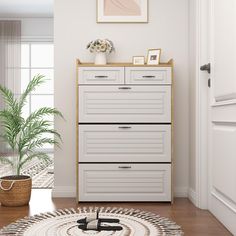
[76,59,173,68]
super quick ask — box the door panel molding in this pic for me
[215,93,236,103]
[212,123,236,203]
[212,103,236,122]
[212,189,236,213]
[212,99,236,107]
[211,0,236,101]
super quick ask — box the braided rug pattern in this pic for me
[0,207,184,236]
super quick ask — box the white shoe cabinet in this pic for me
[76,60,174,202]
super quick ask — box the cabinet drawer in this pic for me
[79,164,171,202]
[125,67,172,84]
[78,86,171,123]
[78,67,124,84]
[79,125,171,163]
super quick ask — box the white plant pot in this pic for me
[95,52,107,65]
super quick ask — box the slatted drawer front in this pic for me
[79,164,171,202]
[125,67,172,84]
[79,125,171,163]
[79,67,124,84]
[78,86,171,123]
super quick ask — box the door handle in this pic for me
[118,126,131,129]
[142,75,155,78]
[95,75,108,78]
[200,63,211,73]
[118,166,132,169]
[118,87,131,90]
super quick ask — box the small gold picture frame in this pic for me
[147,49,161,65]
[133,56,145,65]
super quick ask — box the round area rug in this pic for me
[0,207,184,236]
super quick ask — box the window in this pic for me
[20,42,54,150]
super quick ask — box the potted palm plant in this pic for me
[0,75,63,206]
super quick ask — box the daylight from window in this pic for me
[20,42,54,150]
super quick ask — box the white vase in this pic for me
[94,52,107,65]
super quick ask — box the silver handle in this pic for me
[142,75,156,78]
[118,126,131,129]
[118,87,131,90]
[95,75,108,78]
[118,166,132,169]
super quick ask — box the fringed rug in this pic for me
[0,155,53,189]
[0,207,184,236]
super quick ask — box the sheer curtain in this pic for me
[0,21,21,154]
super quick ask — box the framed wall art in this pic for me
[97,0,148,23]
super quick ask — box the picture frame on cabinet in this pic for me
[97,0,148,23]
[147,49,161,65]
[133,56,145,65]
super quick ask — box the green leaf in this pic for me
[0,85,15,109]
[23,107,63,130]
[18,74,46,111]
[0,156,14,166]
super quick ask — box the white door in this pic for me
[207,0,236,234]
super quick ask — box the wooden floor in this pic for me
[0,189,232,236]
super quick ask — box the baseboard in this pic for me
[174,187,188,197]
[188,188,197,206]
[52,186,76,198]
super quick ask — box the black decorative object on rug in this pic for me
[0,207,184,235]
[77,211,122,232]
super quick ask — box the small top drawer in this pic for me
[125,67,172,85]
[78,67,124,84]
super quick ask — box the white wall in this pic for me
[0,18,53,39]
[21,18,53,39]
[54,0,190,197]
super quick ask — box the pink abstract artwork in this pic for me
[104,0,141,16]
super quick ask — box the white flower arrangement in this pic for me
[87,39,114,53]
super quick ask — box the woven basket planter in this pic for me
[0,175,32,207]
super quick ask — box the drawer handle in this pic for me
[142,75,156,78]
[118,87,131,90]
[118,126,131,129]
[118,166,132,169]
[95,75,108,78]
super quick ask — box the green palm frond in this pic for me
[23,107,63,129]
[18,120,54,150]
[0,110,22,149]
[0,133,14,150]
[27,138,59,150]
[0,85,16,109]
[0,109,23,133]
[0,74,63,175]
[18,74,45,110]
[0,156,14,166]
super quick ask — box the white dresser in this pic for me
[76,60,174,202]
